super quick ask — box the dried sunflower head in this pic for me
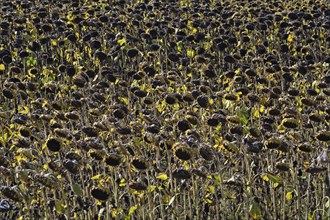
[175,145,193,161]
[46,138,62,152]
[105,153,122,167]
[132,157,148,170]
[199,144,214,161]
[91,187,110,201]
[172,168,191,180]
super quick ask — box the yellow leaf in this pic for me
[15,155,24,164]
[19,106,29,114]
[253,109,260,118]
[259,105,265,113]
[149,185,156,192]
[117,38,126,46]
[205,198,213,204]
[208,185,215,194]
[156,173,168,181]
[187,49,195,58]
[287,33,294,42]
[43,164,48,170]
[51,39,57,46]
[286,192,293,201]
[92,174,102,180]
[261,174,269,182]
[42,100,48,108]
[128,205,138,215]
[0,64,5,71]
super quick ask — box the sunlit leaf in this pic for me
[286,192,293,201]
[91,174,102,180]
[156,173,168,181]
[118,38,126,46]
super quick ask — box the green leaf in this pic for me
[72,184,83,197]
[250,202,262,219]
[239,108,249,125]
[267,174,283,184]
[213,175,221,186]
[55,200,65,214]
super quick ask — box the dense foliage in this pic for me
[0,0,329,219]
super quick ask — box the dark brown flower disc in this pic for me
[265,138,281,149]
[298,143,313,152]
[224,94,238,101]
[127,48,139,58]
[306,166,327,174]
[146,124,160,134]
[165,94,177,105]
[134,89,147,98]
[132,158,148,170]
[207,118,219,127]
[82,126,98,137]
[2,88,14,99]
[191,168,207,178]
[117,127,131,135]
[0,186,21,202]
[199,145,214,161]
[46,138,61,152]
[224,55,235,63]
[276,163,290,172]
[197,95,209,108]
[175,146,192,161]
[282,118,299,129]
[95,51,107,60]
[48,160,61,173]
[230,126,243,135]
[316,131,330,142]
[65,111,80,120]
[91,188,110,201]
[19,127,31,137]
[249,128,261,138]
[65,151,82,162]
[105,154,122,166]
[129,182,147,191]
[269,108,281,116]
[301,98,314,106]
[63,159,79,174]
[172,169,191,179]
[89,150,103,161]
[73,76,86,88]
[178,119,190,132]
[168,53,180,62]
[113,109,126,119]
[204,69,216,78]
[288,88,299,96]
